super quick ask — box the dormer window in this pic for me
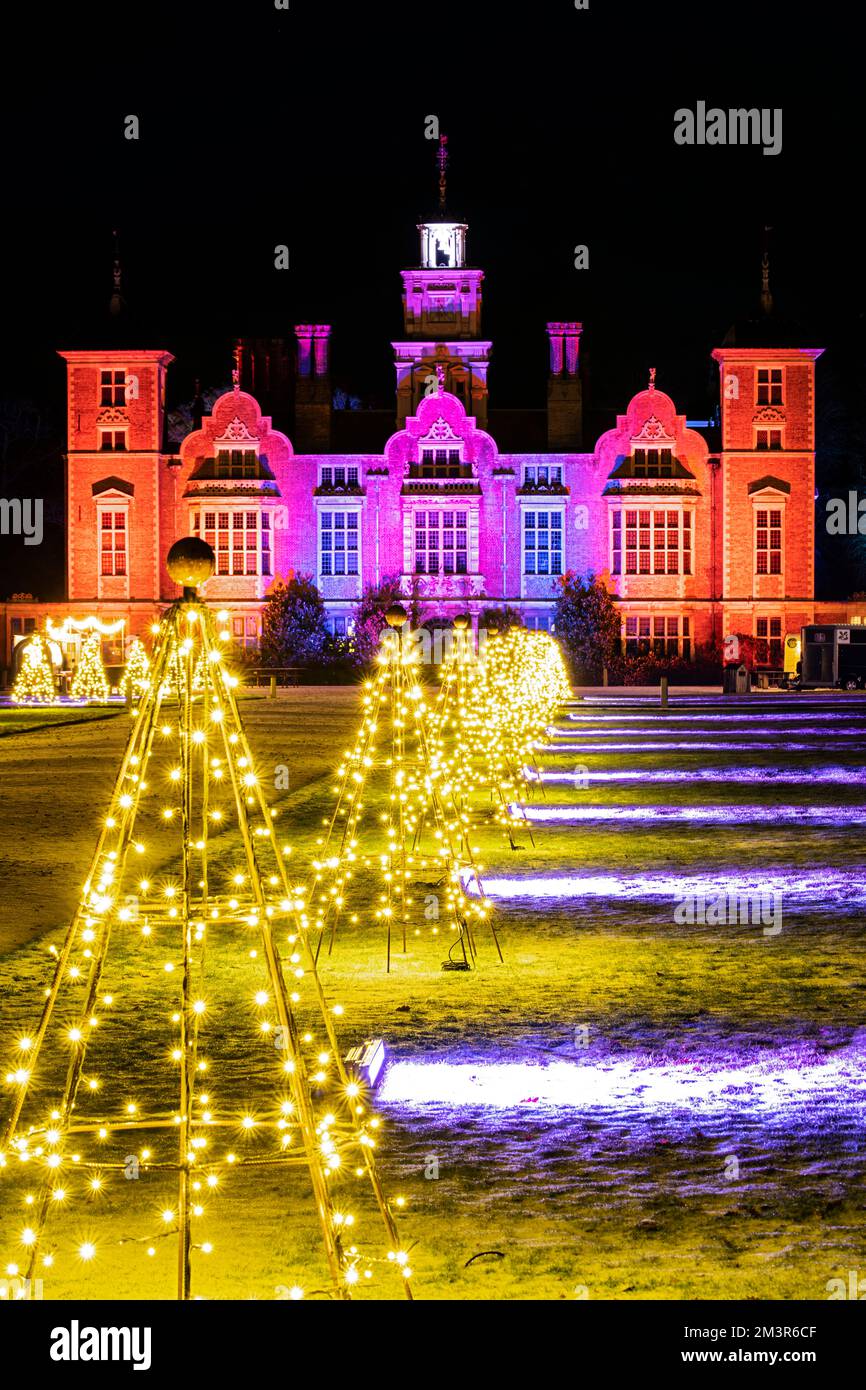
[524,465,563,486]
[216,449,257,478]
[419,447,463,478]
[320,465,359,488]
[633,448,673,478]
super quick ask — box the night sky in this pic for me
[0,0,861,594]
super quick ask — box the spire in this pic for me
[760,225,773,316]
[109,228,125,317]
[233,341,242,391]
[648,366,656,392]
[436,361,446,395]
[437,134,448,214]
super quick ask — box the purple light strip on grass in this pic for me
[509,803,866,826]
[535,741,866,754]
[566,711,864,724]
[550,727,866,739]
[526,765,866,785]
[568,696,866,705]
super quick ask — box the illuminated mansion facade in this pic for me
[3,209,830,672]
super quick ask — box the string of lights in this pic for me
[309,605,500,972]
[70,631,110,703]
[0,540,413,1302]
[11,634,56,704]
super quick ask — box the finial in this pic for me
[232,342,242,390]
[760,225,773,315]
[109,228,124,316]
[436,362,446,395]
[437,134,448,214]
[648,366,656,392]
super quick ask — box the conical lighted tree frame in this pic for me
[425,616,538,852]
[0,540,411,1302]
[458,627,570,828]
[311,605,501,973]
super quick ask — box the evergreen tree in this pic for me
[260,573,330,666]
[554,571,621,682]
[477,604,524,634]
[352,575,429,664]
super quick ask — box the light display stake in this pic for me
[0,538,412,1302]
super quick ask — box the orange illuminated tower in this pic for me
[712,243,823,656]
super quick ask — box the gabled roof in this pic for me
[748,475,791,495]
[91,476,134,497]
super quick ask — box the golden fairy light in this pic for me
[309,604,502,972]
[70,631,110,703]
[11,634,56,705]
[0,539,412,1303]
[456,625,572,829]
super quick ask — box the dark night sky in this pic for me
[0,1,862,592]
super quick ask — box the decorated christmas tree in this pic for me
[11,634,56,704]
[0,540,412,1302]
[71,631,110,702]
[119,637,150,704]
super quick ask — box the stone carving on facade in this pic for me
[630,415,676,447]
[215,416,258,444]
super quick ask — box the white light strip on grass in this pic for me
[462,866,866,905]
[378,1054,866,1115]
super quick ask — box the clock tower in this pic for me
[392,137,491,427]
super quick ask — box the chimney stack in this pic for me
[294,323,332,449]
[546,321,582,449]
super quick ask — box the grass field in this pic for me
[1,686,864,1301]
[0,707,123,738]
